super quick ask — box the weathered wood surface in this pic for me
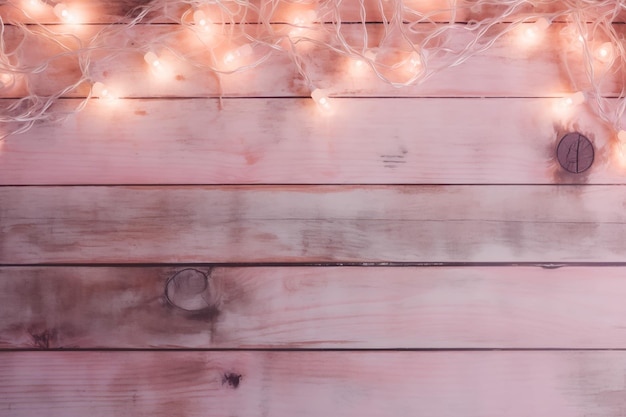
[2,350,626,417]
[4,266,626,349]
[3,185,626,264]
[1,98,621,185]
[1,24,618,99]
[1,0,604,24]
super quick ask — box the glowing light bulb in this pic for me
[522,17,549,43]
[311,88,331,112]
[408,51,421,70]
[144,51,167,76]
[352,50,376,72]
[293,10,316,27]
[0,72,15,89]
[223,44,254,66]
[556,91,585,114]
[290,10,317,35]
[595,42,614,63]
[26,0,44,10]
[53,3,77,23]
[91,81,115,99]
[193,10,211,32]
[223,53,234,65]
[566,91,585,106]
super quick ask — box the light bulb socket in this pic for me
[144,51,159,66]
[311,88,331,111]
[91,81,110,98]
[193,10,210,26]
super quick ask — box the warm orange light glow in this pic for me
[614,130,626,167]
[595,42,614,63]
[143,51,169,76]
[311,88,332,113]
[222,44,254,68]
[144,51,160,67]
[398,50,424,80]
[53,3,78,23]
[24,0,46,13]
[554,91,585,115]
[408,51,421,70]
[289,10,317,36]
[192,9,212,34]
[0,72,14,89]
[91,81,116,99]
[351,50,376,74]
[519,18,549,45]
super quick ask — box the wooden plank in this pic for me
[3,185,626,264]
[1,0,600,24]
[1,97,622,185]
[4,266,626,349]
[1,23,620,99]
[1,350,625,416]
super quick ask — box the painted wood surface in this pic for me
[3,0,625,414]
[4,266,626,349]
[2,24,620,99]
[3,185,626,264]
[2,350,626,417]
[1,98,622,185]
[1,0,604,24]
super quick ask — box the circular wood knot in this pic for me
[165,269,213,311]
[556,132,594,174]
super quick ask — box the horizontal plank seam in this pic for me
[4,184,626,187]
[1,262,626,268]
[5,348,626,352]
[4,20,625,27]
[4,96,626,101]
[9,217,626,226]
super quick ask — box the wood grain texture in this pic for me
[1,97,623,185]
[3,185,626,264]
[2,23,618,99]
[2,350,626,417]
[4,266,626,349]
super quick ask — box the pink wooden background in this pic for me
[2,0,626,415]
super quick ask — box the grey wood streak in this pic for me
[2,185,626,264]
[2,266,626,349]
[1,350,625,417]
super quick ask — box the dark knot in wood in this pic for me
[165,269,214,312]
[556,132,594,174]
[222,372,242,389]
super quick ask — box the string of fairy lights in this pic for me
[0,0,625,146]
